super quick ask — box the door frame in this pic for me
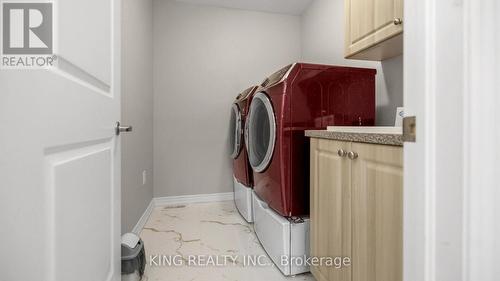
[404,0,499,281]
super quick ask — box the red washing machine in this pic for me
[229,85,258,222]
[245,63,376,276]
[246,63,376,217]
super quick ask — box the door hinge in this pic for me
[403,116,416,142]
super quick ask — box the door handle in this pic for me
[115,122,133,135]
[337,149,348,157]
[347,151,358,160]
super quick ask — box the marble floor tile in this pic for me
[139,201,316,281]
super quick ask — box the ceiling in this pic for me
[174,0,314,15]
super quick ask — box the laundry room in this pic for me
[3,0,497,281]
[124,0,403,279]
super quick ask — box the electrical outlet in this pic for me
[142,170,147,185]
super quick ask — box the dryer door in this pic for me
[246,92,276,172]
[229,103,242,159]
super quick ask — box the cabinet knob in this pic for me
[393,18,403,25]
[348,151,359,160]
[337,149,348,158]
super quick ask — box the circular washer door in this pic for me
[229,103,242,159]
[245,92,276,172]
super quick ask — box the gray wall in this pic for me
[121,0,154,233]
[301,0,403,125]
[153,0,302,197]
[151,0,403,199]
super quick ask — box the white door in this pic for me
[0,0,121,281]
[404,0,464,280]
[404,0,500,281]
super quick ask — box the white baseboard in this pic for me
[154,192,234,207]
[131,199,155,235]
[131,192,234,234]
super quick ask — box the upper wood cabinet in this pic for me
[344,0,403,60]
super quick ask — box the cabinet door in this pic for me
[345,0,403,59]
[351,143,403,281]
[310,139,352,281]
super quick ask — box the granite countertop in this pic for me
[305,127,404,146]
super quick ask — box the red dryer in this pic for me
[245,63,376,217]
[230,86,259,222]
[230,86,258,187]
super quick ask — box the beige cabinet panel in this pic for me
[310,139,352,281]
[345,0,403,60]
[351,143,403,281]
[348,0,375,44]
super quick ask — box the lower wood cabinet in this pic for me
[310,138,403,281]
[310,139,352,281]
